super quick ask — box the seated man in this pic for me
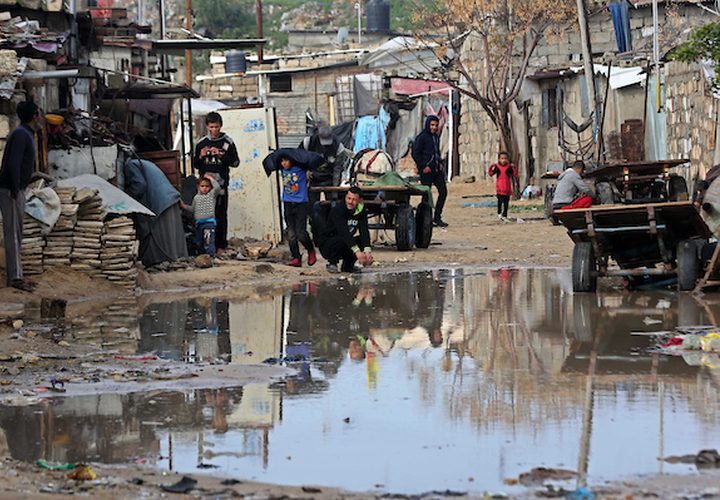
[552,160,594,210]
[315,186,374,273]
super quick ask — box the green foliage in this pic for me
[669,22,720,89]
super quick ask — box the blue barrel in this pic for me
[225,50,247,74]
[366,0,390,32]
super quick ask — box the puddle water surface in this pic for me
[2,268,720,494]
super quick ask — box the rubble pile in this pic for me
[20,215,44,276]
[70,188,105,277]
[100,216,138,289]
[43,187,76,270]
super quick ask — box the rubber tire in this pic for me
[677,239,700,291]
[415,202,433,248]
[395,205,415,251]
[669,176,689,201]
[572,242,597,292]
[596,181,614,205]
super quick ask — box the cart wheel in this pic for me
[669,176,689,201]
[596,182,614,205]
[572,242,597,292]
[677,239,701,291]
[572,294,597,343]
[395,205,415,251]
[415,202,433,249]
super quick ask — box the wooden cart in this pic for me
[310,185,434,251]
[555,201,712,292]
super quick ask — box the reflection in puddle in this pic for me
[3,269,720,494]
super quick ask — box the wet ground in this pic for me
[2,268,720,496]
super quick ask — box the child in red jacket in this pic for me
[488,151,516,221]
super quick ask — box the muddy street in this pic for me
[1,268,720,498]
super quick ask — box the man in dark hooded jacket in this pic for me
[299,125,349,205]
[412,115,448,227]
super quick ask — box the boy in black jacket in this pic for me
[193,112,240,251]
[316,186,373,273]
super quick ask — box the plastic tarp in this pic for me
[58,174,154,216]
[609,1,632,53]
[367,171,433,206]
[353,106,391,153]
[592,64,645,89]
[24,186,60,232]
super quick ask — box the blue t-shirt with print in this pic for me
[281,165,308,203]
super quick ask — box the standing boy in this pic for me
[193,112,239,252]
[412,115,448,227]
[182,175,221,257]
[0,101,39,292]
[489,151,517,222]
[280,155,317,267]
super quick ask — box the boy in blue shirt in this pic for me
[280,155,317,267]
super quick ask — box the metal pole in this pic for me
[159,0,167,79]
[188,97,194,175]
[652,0,661,112]
[185,0,192,86]
[180,100,187,176]
[256,0,264,64]
[576,0,598,130]
[356,2,362,45]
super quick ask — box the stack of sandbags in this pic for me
[70,188,104,277]
[43,186,77,270]
[100,216,138,288]
[20,214,44,275]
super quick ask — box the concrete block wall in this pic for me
[664,60,718,182]
[200,75,260,100]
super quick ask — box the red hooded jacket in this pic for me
[489,163,516,196]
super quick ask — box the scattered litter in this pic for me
[394,257,408,263]
[36,459,77,470]
[67,464,97,481]
[516,217,525,224]
[517,467,577,486]
[643,317,663,325]
[161,475,197,494]
[12,320,23,330]
[301,486,322,493]
[567,487,595,500]
[664,449,720,467]
[57,341,70,347]
[114,355,159,361]
[221,479,242,485]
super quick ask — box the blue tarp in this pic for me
[353,106,391,153]
[609,1,632,53]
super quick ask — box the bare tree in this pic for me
[413,0,576,166]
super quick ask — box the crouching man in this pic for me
[552,160,594,210]
[316,186,374,273]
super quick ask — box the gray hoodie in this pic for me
[552,168,593,205]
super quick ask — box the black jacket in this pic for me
[411,115,441,173]
[0,124,35,195]
[319,202,371,253]
[193,133,240,184]
[299,133,346,184]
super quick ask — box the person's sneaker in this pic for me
[497,214,504,220]
[288,258,302,267]
[326,263,339,273]
[307,250,317,266]
[434,219,449,227]
[9,279,34,292]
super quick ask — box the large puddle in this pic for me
[3,269,720,494]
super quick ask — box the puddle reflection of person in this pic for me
[195,297,220,362]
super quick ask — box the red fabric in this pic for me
[560,195,593,210]
[662,337,684,348]
[489,163,516,196]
